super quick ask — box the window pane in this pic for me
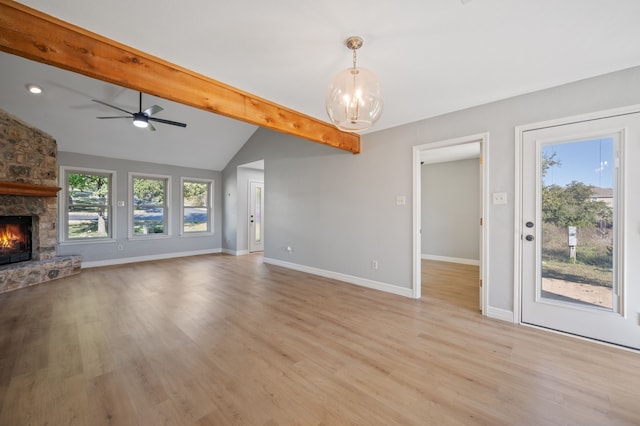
[540,137,614,310]
[133,178,165,207]
[182,180,211,233]
[133,207,165,234]
[68,206,110,239]
[183,182,208,207]
[66,172,111,240]
[183,207,208,232]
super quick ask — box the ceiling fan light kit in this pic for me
[132,113,149,128]
[326,36,383,133]
[93,91,187,131]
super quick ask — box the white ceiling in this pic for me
[2,0,640,170]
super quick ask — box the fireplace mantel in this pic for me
[0,181,61,197]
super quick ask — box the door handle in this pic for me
[525,235,534,242]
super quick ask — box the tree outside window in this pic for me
[131,176,168,235]
[64,169,112,240]
[182,179,212,233]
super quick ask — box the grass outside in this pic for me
[542,223,613,288]
[183,222,208,232]
[69,219,108,239]
[70,218,208,237]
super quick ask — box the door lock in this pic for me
[526,221,534,228]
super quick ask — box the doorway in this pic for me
[517,109,640,349]
[412,133,489,316]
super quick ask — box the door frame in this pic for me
[412,132,489,316]
[514,104,640,325]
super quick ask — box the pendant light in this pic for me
[326,36,383,132]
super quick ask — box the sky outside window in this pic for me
[543,137,613,188]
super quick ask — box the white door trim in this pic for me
[412,132,490,316]
[514,103,640,325]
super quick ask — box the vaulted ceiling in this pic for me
[2,0,640,170]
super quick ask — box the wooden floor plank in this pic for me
[0,255,638,425]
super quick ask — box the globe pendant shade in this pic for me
[326,66,383,132]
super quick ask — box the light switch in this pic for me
[117,201,125,207]
[492,192,507,205]
[396,195,406,206]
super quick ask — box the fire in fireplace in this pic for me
[0,216,32,265]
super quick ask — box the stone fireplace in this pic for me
[0,108,81,294]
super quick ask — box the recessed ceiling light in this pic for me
[26,84,43,94]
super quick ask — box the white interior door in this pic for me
[521,112,640,349]
[249,181,264,253]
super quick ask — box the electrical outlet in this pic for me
[287,246,293,253]
[371,260,378,270]
[117,244,124,252]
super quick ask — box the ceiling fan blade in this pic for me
[147,122,157,132]
[149,117,187,128]
[144,105,163,116]
[92,99,134,115]
[96,116,130,119]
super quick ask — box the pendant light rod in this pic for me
[346,36,363,69]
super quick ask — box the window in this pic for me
[181,178,213,234]
[130,174,170,237]
[61,167,114,241]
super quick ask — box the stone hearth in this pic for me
[0,108,81,294]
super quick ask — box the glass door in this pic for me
[521,113,640,349]
[249,181,264,253]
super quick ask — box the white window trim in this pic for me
[180,177,214,236]
[58,166,117,244]
[128,172,171,240]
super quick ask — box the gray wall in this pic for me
[58,152,221,263]
[222,66,640,314]
[422,159,479,261]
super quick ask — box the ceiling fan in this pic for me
[93,92,187,131]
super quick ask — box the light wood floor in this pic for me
[0,255,639,425]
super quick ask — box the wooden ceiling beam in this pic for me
[0,0,360,154]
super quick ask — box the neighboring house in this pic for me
[591,186,613,207]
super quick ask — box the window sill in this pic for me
[128,234,172,241]
[59,238,115,246]
[180,231,215,238]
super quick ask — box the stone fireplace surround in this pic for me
[0,108,81,294]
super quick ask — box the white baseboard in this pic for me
[82,248,222,268]
[221,249,250,256]
[486,306,515,323]
[421,254,480,266]
[263,257,414,298]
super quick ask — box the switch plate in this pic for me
[117,200,125,207]
[492,192,507,205]
[396,195,406,206]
